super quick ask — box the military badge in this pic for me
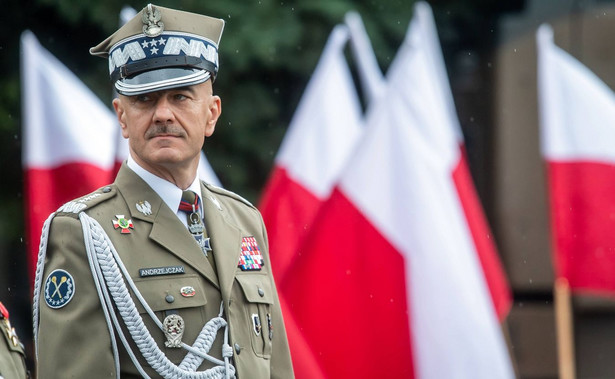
[44,269,75,309]
[142,4,164,37]
[251,313,262,336]
[180,286,196,297]
[0,302,19,347]
[136,200,152,216]
[267,313,273,340]
[237,236,265,271]
[113,215,134,234]
[163,314,184,348]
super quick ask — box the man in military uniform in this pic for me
[33,4,294,378]
[0,301,28,378]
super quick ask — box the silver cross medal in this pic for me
[187,207,212,256]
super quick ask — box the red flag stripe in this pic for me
[453,148,512,319]
[259,167,321,280]
[547,161,615,294]
[24,163,116,280]
[282,188,414,378]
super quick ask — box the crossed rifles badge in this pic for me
[44,269,75,309]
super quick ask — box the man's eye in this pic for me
[135,95,151,102]
[174,93,188,100]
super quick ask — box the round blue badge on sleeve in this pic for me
[44,269,75,309]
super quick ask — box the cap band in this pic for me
[108,31,219,94]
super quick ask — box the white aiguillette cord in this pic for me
[33,210,235,379]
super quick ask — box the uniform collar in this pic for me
[126,155,202,218]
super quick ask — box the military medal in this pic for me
[163,314,185,348]
[252,314,262,336]
[113,215,134,234]
[267,313,273,340]
[187,210,212,256]
[238,236,265,271]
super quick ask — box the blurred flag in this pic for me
[21,31,123,281]
[21,31,219,281]
[259,16,387,377]
[408,2,511,320]
[282,2,514,378]
[258,24,364,281]
[538,24,615,294]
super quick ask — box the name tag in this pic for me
[139,265,185,277]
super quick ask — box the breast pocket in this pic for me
[133,274,208,314]
[133,274,209,360]
[236,274,274,358]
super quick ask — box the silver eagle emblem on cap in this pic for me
[142,4,164,37]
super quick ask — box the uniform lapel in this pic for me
[200,183,242,303]
[115,164,219,288]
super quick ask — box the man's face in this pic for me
[113,81,221,175]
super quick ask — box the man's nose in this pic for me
[152,97,175,123]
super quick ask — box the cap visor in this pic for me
[115,68,210,96]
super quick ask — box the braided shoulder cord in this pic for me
[80,213,236,379]
[32,212,55,359]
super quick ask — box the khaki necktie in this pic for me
[179,190,216,271]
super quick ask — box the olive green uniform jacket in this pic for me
[0,302,28,379]
[34,164,294,378]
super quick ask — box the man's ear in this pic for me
[113,97,129,138]
[205,95,221,137]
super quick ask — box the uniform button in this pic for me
[258,287,265,297]
[165,295,175,303]
[102,186,112,193]
[234,343,241,354]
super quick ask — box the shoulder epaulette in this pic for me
[203,182,254,208]
[56,185,117,214]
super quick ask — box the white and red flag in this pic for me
[282,3,513,378]
[21,31,124,281]
[405,2,511,320]
[21,31,219,281]
[258,24,365,281]
[538,24,615,295]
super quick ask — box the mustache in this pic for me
[144,124,187,139]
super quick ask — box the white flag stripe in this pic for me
[275,25,363,199]
[21,31,118,169]
[537,24,615,162]
[414,2,465,144]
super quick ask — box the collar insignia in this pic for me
[136,200,152,216]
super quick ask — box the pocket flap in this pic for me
[133,274,207,313]
[236,274,274,304]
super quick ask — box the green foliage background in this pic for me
[5,0,418,201]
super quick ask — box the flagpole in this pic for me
[554,277,576,379]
